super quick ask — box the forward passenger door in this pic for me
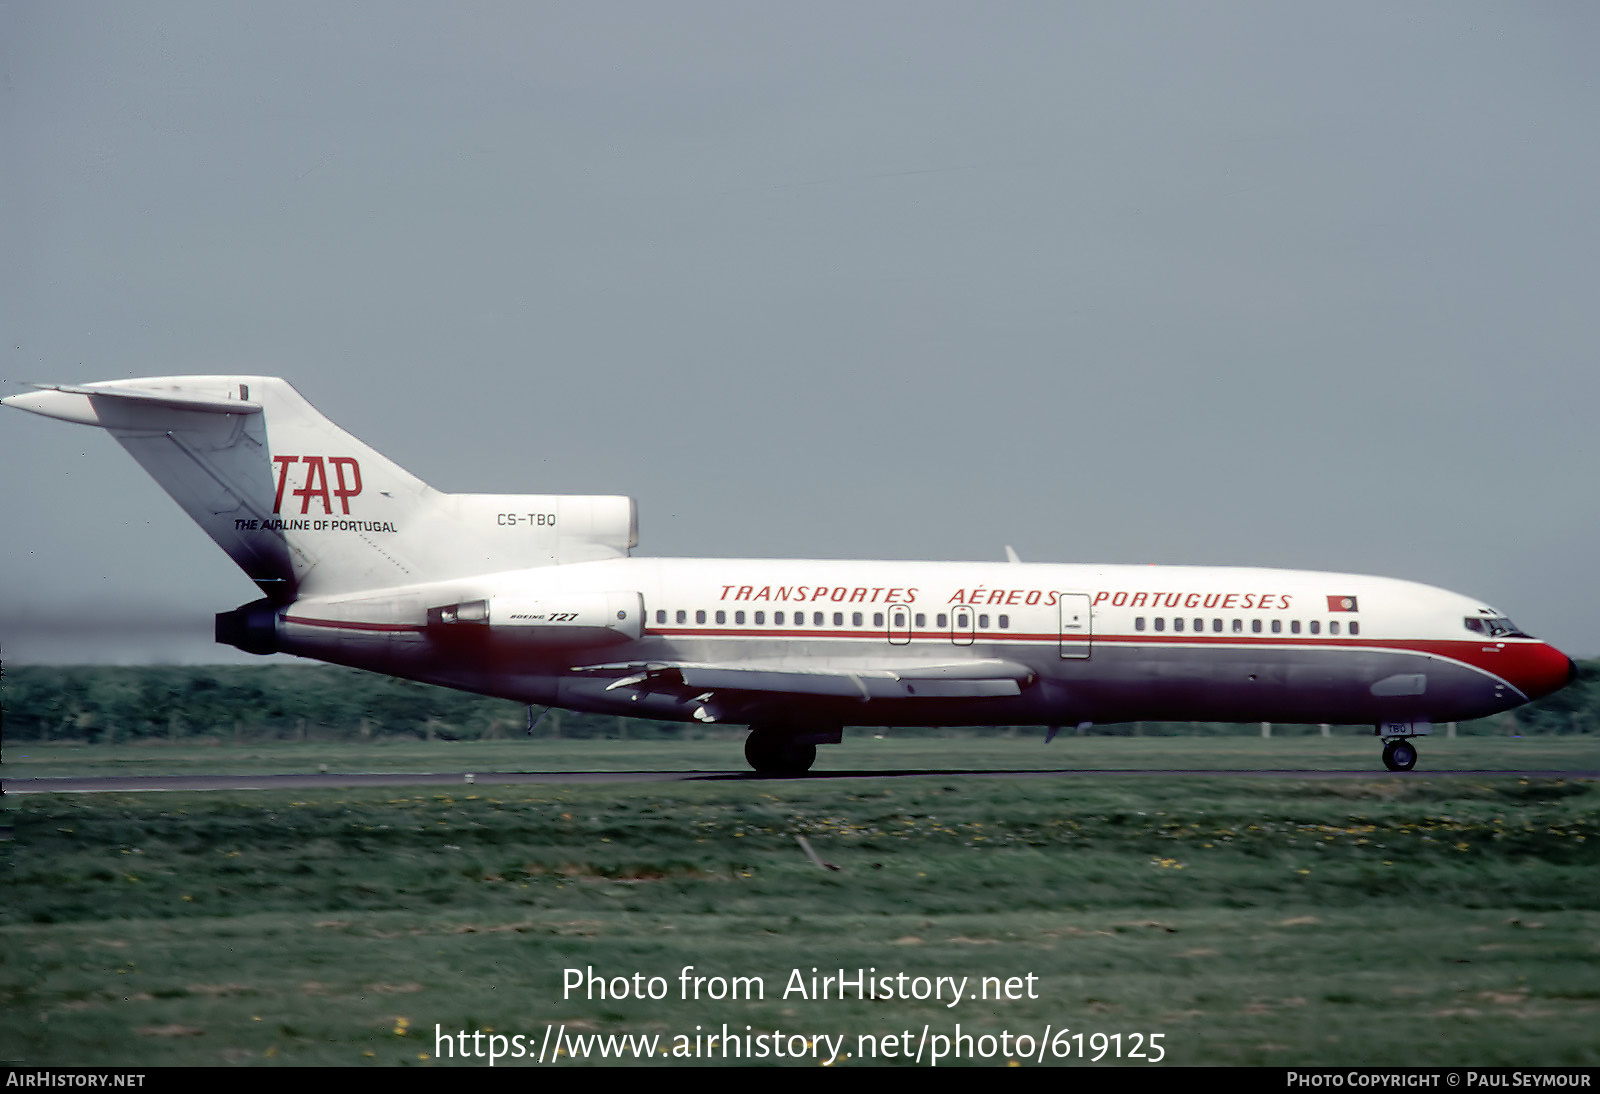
[1059,593,1092,659]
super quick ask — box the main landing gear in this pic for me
[744,719,845,775]
[744,727,817,776]
[1382,738,1418,772]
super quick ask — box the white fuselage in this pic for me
[268,556,1574,731]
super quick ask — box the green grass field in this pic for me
[3,738,1597,1067]
[9,730,1598,777]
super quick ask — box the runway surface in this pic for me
[7,767,1597,794]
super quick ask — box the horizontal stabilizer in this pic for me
[4,381,262,426]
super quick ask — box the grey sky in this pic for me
[5,2,1599,664]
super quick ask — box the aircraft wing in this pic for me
[587,657,1034,701]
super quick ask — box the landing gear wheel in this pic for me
[1382,739,1418,772]
[744,729,817,775]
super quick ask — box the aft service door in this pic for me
[1059,593,1091,659]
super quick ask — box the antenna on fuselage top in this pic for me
[1005,545,1022,564]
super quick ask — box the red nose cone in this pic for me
[1502,643,1578,701]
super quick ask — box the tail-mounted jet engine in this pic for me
[427,591,643,648]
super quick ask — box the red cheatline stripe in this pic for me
[639,627,1543,673]
[647,625,1434,649]
[280,615,1535,663]
[276,617,1547,687]
[281,616,424,633]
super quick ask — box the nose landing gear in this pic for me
[1382,738,1418,772]
[1375,720,1429,772]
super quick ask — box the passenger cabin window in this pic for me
[978,614,989,628]
[1290,620,1301,634]
[715,611,726,625]
[676,610,687,625]
[1135,617,1146,631]
[1232,619,1243,633]
[1329,620,1339,635]
[1173,618,1184,632]
[833,612,844,626]
[998,614,1009,629]
[696,610,707,624]
[1349,622,1360,636]
[874,612,885,627]
[1271,620,1282,634]
[755,611,765,625]
[656,610,666,624]
[1251,620,1262,633]
[814,612,824,626]
[1309,620,1319,635]
[1154,618,1165,631]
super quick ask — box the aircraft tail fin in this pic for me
[4,377,635,601]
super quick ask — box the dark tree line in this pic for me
[4,661,1596,744]
[0,664,657,744]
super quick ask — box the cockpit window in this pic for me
[1465,616,1530,638]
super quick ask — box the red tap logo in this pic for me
[272,456,362,514]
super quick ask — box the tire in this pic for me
[1383,740,1417,772]
[744,729,817,775]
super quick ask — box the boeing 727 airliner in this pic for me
[5,376,1575,773]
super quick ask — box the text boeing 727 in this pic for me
[5,376,1575,773]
